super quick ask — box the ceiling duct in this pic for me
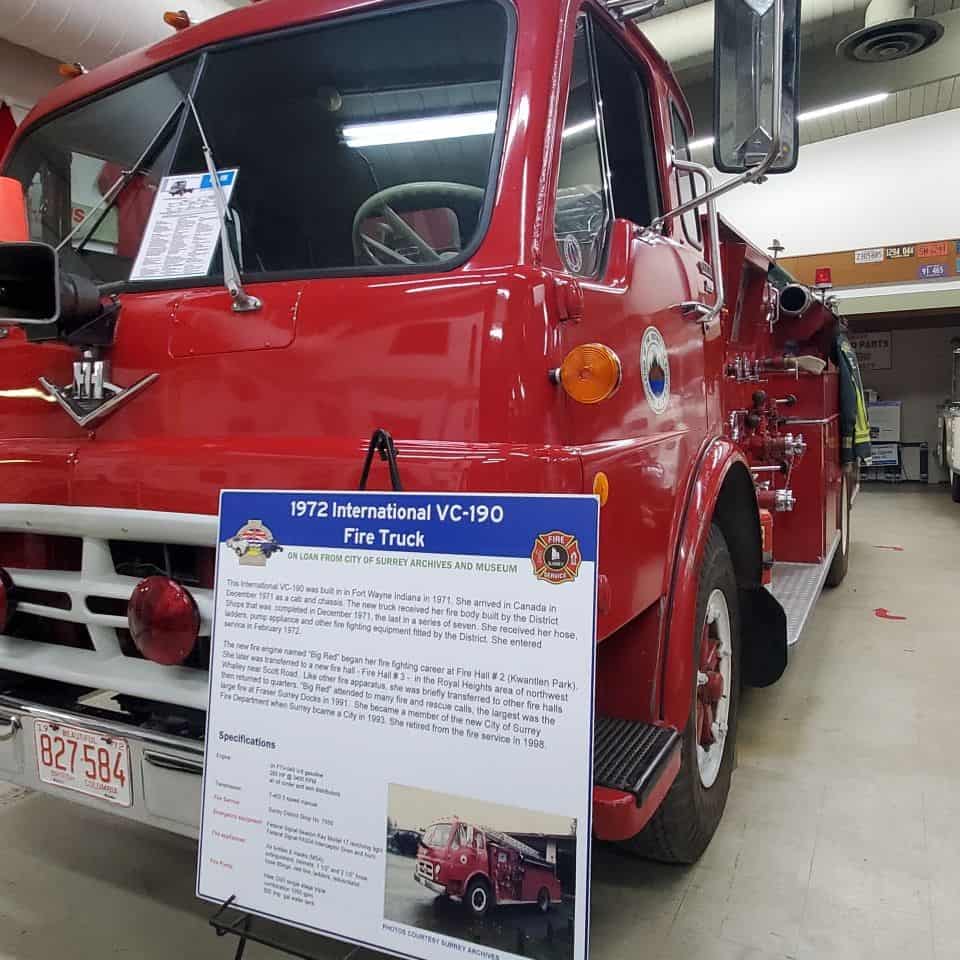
[836,0,943,62]
[638,0,868,70]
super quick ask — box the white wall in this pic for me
[856,325,960,484]
[0,38,60,120]
[716,109,960,258]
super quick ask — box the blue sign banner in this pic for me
[218,490,599,562]
[919,263,948,280]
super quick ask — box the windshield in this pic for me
[422,823,454,848]
[5,0,510,286]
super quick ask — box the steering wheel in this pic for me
[352,182,485,266]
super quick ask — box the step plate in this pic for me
[768,533,839,647]
[593,717,679,802]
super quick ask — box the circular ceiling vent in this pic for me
[837,17,944,62]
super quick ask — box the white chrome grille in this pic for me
[0,505,218,711]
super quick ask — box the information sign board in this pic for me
[198,491,599,960]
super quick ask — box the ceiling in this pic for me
[635,0,960,149]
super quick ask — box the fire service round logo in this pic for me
[640,325,671,415]
[225,519,283,566]
[531,531,582,584]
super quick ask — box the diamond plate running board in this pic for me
[593,716,680,803]
[767,532,840,647]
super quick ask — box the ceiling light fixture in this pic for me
[687,92,890,151]
[342,110,497,148]
[562,118,598,140]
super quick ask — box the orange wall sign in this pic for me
[780,238,957,288]
[916,241,949,258]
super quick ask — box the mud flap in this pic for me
[739,587,788,687]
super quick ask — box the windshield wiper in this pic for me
[186,94,261,313]
[57,101,185,257]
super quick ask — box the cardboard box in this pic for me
[869,401,901,442]
[870,442,900,467]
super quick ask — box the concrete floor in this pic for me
[0,485,957,960]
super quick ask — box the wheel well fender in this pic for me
[660,440,783,728]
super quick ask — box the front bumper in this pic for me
[0,692,203,837]
[414,874,446,895]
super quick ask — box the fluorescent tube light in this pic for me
[797,91,889,122]
[686,92,890,152]
[562,118,598,140]
[342,110,497,147]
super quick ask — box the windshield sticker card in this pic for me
[197,491,599,960]
[129,169,238,281]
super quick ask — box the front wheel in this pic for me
[465,878,491,919]
[536,887,551,913]
[623,524,741,864]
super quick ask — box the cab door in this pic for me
[548,12,713,637]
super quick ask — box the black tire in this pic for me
[536,887,551,913]
[622,524,741,864]
[465,878,491,918]
[952,470,960,503]
[826,471,850,587]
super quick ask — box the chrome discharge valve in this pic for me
[782,433,806,458]
[773,488,796,512]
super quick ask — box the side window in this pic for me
[671,107,702,247]
[592,25,661,228]
[554,18,610,277]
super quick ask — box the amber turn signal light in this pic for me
[552,344,622,404]
[163,9,192,29]
[58,62,87,79]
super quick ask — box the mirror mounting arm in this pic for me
[654,151,725,330]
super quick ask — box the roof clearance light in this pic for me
[553,344,622,404]
[686,93,890,151]
[342,111,496,148]
[58,62,87,79]
[128,575,200,666]
[163,9,192,29]
[0,568,15,631]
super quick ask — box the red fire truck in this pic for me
[415,819,563,918]
[0,0,849,862]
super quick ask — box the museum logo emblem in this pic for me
[531,531,582,584]
[640,325,671,415]
[225,519,283,566]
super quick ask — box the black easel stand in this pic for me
[210,896,362,960]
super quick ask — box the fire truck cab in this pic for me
[0,0,845,865]
[415,818,563,917]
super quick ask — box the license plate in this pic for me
[417,860,434,879]
[34,720,132,806]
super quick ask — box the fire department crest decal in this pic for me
[225,519,283,566]
[531,531,582,584]
[640,326,671,415]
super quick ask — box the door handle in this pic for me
[673,301,713,323]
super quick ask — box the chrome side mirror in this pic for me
[713,0,801,174]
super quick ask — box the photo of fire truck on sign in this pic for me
[385,785,576,960]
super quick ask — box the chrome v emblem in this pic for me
[38,349,157,428]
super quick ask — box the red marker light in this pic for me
[814,267,832,287]
[128,576,200,665]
